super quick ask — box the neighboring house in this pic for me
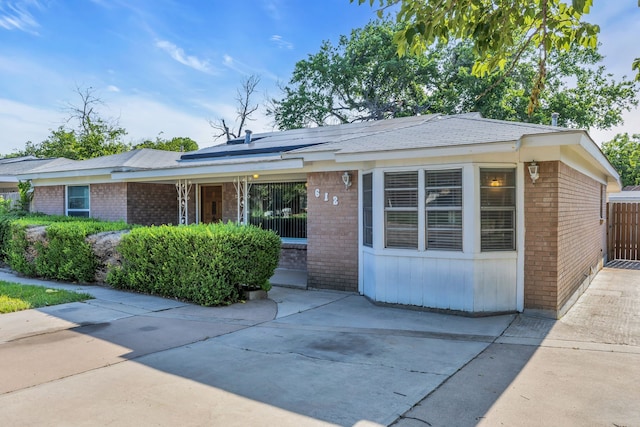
[0,156,75,207]
[19,113,621,318]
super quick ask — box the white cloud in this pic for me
[261,0,282,21]
[106,85,120,92]
[270,35,293,50]
[0,0,41,34]
[0,98,62,154]
[222,54,279,81]
[155,40,216,74]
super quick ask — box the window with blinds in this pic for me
[384,171,418,249]
[480,169,516,251]
[426,169,462,250]
[362,173,373,247]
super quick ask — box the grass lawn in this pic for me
[0,281,92,314]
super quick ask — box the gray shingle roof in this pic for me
[26,149,183,174]
[287,114,574,156]
[0,157,75,176]
[181,114,442,160]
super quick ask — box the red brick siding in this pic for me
[524,161,606,312]
[221,182,237,223]
[279,243,307,270]
[556,162,605,308]
[524,161,560,310]
[90,183,127,222]
[306,171,358,292]
[32,185,65,215]
[127,183,179,226]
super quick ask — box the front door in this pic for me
[201,185,222,224]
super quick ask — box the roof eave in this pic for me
[332,140,521,163]
[112,158,305,181]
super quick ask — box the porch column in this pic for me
[175,179,192,225]
[233,176,252,225]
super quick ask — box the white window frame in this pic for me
[66,185,90,217]
[384,171,419,249]
[425,169,463,251]
[381,167,465,252]
[479,168,516,251]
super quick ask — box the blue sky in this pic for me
[0,0,638,155]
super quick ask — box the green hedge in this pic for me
[107,223,281,306]
[0,214,131,282]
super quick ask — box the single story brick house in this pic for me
[19,113,621,318]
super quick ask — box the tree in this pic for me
[11,86,130,160]
[268,21,438,129]
[209,75,261,141]
[354,0,639,113]
[601,133,640,187]
[134,135,199,152]
[430,40,637,129]
[269,20,637,131]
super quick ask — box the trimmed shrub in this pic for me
[107,223,281,306]
[0,214,131,282]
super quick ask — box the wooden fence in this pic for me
[608,202,640,261]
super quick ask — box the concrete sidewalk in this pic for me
[0,267,638,426]
[394,266,640,427]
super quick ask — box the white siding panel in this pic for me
[363,250,376,299]
[361,253,504,311]
[473,258,517,312]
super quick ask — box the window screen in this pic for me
[480,169,515,251]
[426,169,462,250]
[384,172,418,249]
[362,173,373,247]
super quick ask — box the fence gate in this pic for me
[608,202,640,261]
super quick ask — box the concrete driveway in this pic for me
[0,267,639,426]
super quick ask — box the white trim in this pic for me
[333,141,519,163]
[358,170,364,294]
[516,164,525,312]
[113,158,305,181]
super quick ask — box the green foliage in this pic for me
[17,180,33,213]
[355,0,602,112]
[431,41,637,129]
[5,220,36,276]
[14,121,130,160]
[270,19,637,131]
[0,214,131,282]
[108,223,281,306]
[0,197,12,215]
[0,281,92,314]
[133,135,199,152]
[269,20,437,129]
[601,133,640,187]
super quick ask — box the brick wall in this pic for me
[556,162,605,309]
[32,185,65,215]
[279,243,307,270]
[222,182,237,222]
[306,171,358,292]
[524,161,606,315]
[90,183,127,222]
[127,183,178,226]
[524,161,559,310]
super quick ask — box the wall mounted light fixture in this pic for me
[528,161,540,184]
[342,171,352,190]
